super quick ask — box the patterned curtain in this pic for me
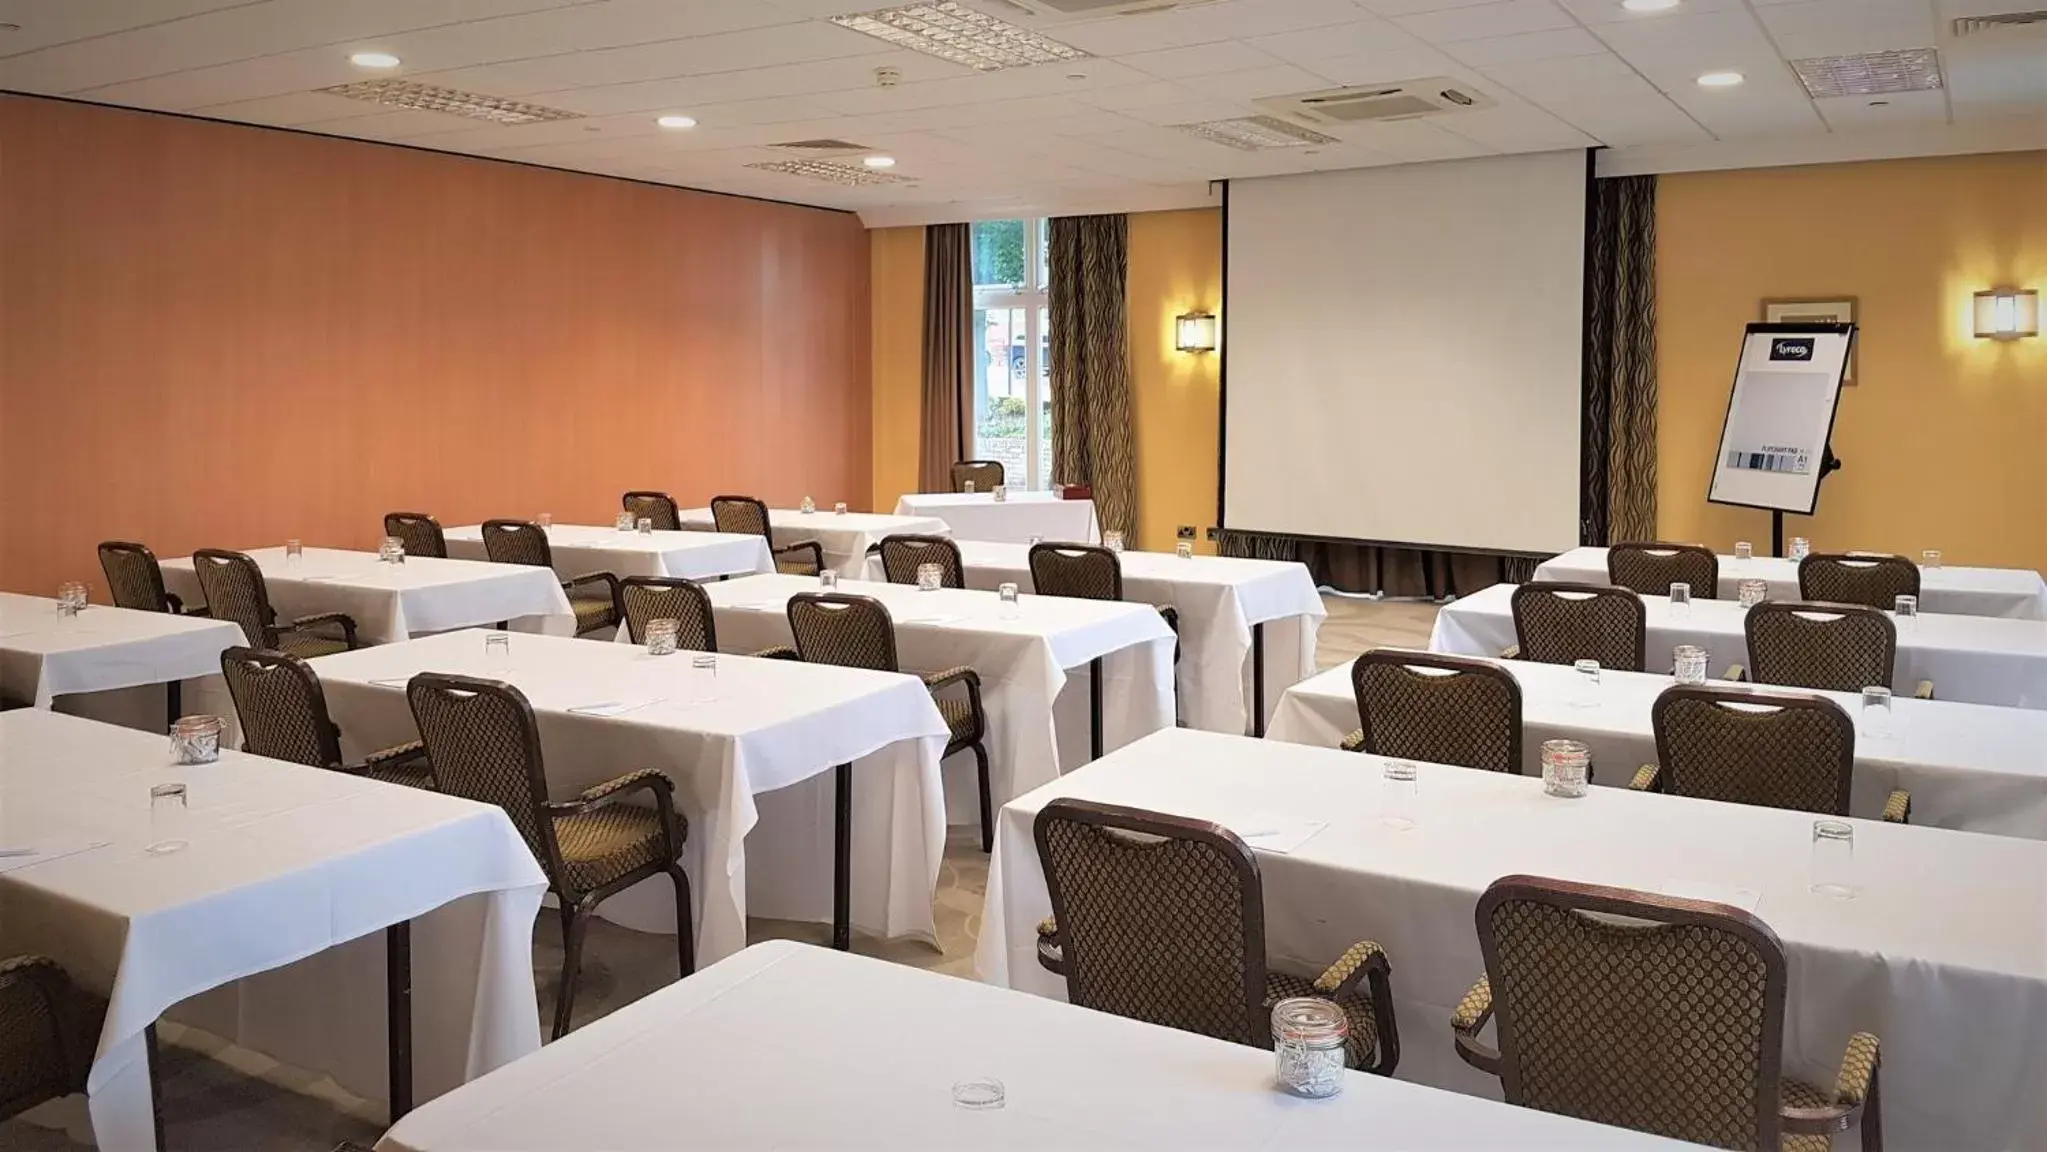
[918,223,971,494]
[1584,175,1659,544]
[1048,214,1137,539]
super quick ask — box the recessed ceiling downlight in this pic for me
[863,156,897,168]
[656,115,697,129]
[1622,0,1681,10]
[349,52,401,69]
[1696,70,1745,87]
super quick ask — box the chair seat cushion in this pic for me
[1263,973,1379,1070]
[277,632,352,660]
[569,595,618,632]
[554,804,676,894]
[1778,1079,1836,1152]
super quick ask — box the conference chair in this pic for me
[381,512,448,560]
[1452,875,1885,1150]
[1033,798,1400,1076]
[709,494,825,577]
[192,548,360,657]
[1606,542,1719,599]
[1735,600,1932,698]
[1028,542,1181,751]
[407,673,691,1040]
[98,541,200,615]
[1339,650,1523,774]
[621,490,681,531]
[1635,683,1909,822]
[877,534,965,588]
[951,460,1005,492]
[479,519,621,638]
[219,647,432,787]
[1507,583,1645,672]
[1798,553,1920,610]
[617,576,717,649]
[0,955,107,1123]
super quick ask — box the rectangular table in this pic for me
[893,491,1099,545]
[376,939,1695,1152]
[0,592,242,709]
[312,629,951,964]
[865,541,1322,736]
[0,709,545,1152]
[1539,545,2047,621]
[444,523,772,582]
[675,507,950,578]
[978,728,2047,1151]
[162,547,576,645]
[697,573,1177,827]
[1271,651,2047,838]
[1434,582,2047,710]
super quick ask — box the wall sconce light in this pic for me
[1176,310,1218,353]
[1974,288,2039,341]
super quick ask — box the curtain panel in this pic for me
[1047,214,1137,540]
[1584,174,1659,545]
[918,222,972,495]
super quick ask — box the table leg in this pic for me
[833,763,852,951]
[165,681,182,731]
[145,1023,165,1152]
[1089,658,1104,761]
[1250,622,1267,738]
[387,921,413,1122]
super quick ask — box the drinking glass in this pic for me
[690,653,719,704]
[637,517,654,536]
[800,496,815,514]
[1921,549,1942,570]
[170,715,223,765]
[1737,579,1768,608]
[952,1079,1004,1111]
[1674,644,1708,685]
[992,484,1008,503]
[1789,536,1811,561]
[1860,686,1893,739]
[148,783,190,855]
[1271,997,1349,1099]
[1893,594,1918,624]
[1103,530,1125,554]
[834,502,848,516]
[1540,739,1590,799]
[57,581,87,616]
[646,618,679,657]
[1669,582,1691,614]
[1028,535,1044,547]
[1733,541,1753,561]
[1811,819,1857,899]
[1175,541,1194,560]
[616,511,637,532]
[1379,761,1418,831]
[962,480,977,494]
[998,582,1021,619]
[484,631,511,670]
[379,535,406,564]
[820,569,838,589]
[916,562,943,592]
[536,513,552,530]
[1571,660,1601,708]
[285,539,304,563]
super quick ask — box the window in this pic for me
[970,218,1052,489]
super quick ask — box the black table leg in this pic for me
[145,1023,165,1152]
[1251,622,1267,737]
[165,680,182,731]
[1089,657,1104,761]
[388,921,413,1122]
[833,763,852,951]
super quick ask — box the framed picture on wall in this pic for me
[1762,297,1858,383]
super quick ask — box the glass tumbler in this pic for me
[57,581,87,616]
[1272,997,1349,1099]
[1103,530,1125,554]
[1571,660,1602,708]
[962,480,977,494]
[285,539,304,563]
[379,535,406,564]
[1811,819,1857,899]
[484,631,511,669]
[646,618,679,657]
[998,582,1021,619]
[801,496,816,514]
[148,783,190,855]
[637,517,653,535]
[1674,644,1708,685]
[1540,739,1591,799]
[1669,582,1691,614]
[1860,686,1893,739]
[1893,594,1918,625]
[1379,761,1419,831]
[1921,549,1942,570]
[951,1079,1005,1110]
[834,502,848,516]
[916,562,943,591]
[1737,579,1768,608]
[1734,541,1753,561]
[616,511,637,532]
[690,653,719,704]
[170,715,223,765]
[1176,541,1194,560]
[536,513,552,530]
[1789,536,1811,561]
[820,569,838,589]
[992,484,1007,503]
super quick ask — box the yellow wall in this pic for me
[1128,209,1223,553]
[870,225,925,513]
[1657,152,2047,571]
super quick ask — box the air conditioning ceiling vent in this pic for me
[1256,79,1495,125]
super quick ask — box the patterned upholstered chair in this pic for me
[951,460,1005,492]
[1338,650,1522,774]
[0,955,107,1123]
[192,549,360,658]
[1798,554,1920,610]
[480,519,621,638]
[406,673,691,1039]
[219,647,431,787]
[618,577,718,649]
[1508,583,1646,672]
[786,593,993,851]
[710,495,825,577]
[381,512,447,560]
[1737,600,1931,698]
[622,491,681,532]
[1033,798,1400,1075]
[877,534,965,589]
[98,541,200,615]
[1027,542,1181,745]
[1607,542,1719,599]
[1452,875,1884,1151]
[1635,683,1908,823]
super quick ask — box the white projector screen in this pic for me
[1222,151,1588,555]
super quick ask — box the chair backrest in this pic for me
[191,549,277,647]
[1352,650,1523,774]
[97,541,172,612]
[709,495,772,539]
[1651,684,1853,815]
[219,646,343,769]
[877,534,965,588]
[1028,542,1122,602]
[786,593,898,673]
[382,512,447,559]
[951,460,1005,492]
[1034,798,1268,1047]
[406,673,565,883]
[480,519,553,568]
[0,955,100,1122]
[622,491,681,532]
[1510,583,1646,672]
[618,577,717,650]
[1475,875,1788,1150]
[1798,553,1920,609]
[1744,600,1896,692]
[1607,542,1719,599]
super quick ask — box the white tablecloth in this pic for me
[162,548,576,646]
[0,592,243,709]
[676,507,951,577]
[864,541,1322,736]
[1539,546,2047,621]
[377,939,1694,1152]
[1271,652,2047,838]
[0,709,545,1152]
[312,629,950,964]
[698,574,1177,826]
[979,728,2047,1151]
[1433,582,2047,710]
[892,491,1099,545]
[444,524,773,582]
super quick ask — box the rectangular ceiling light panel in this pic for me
[1173,115,1339,150]
[745,159,916,185]
[317,79,582,124]
[1790,48,1942,98]
[831,2,1088,71]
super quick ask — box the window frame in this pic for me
[970,218,1051,490]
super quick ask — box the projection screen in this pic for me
[1221,150,1588,556]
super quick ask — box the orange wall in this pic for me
[0,95,872,597]
[869,225,924,512]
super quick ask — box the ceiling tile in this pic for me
[1813,86,1948,128]
[1558,0,1748,23]
[1246,18,1428,67]
[1043,9,1229,55]
[1120,39,1285,80]
[1394,0,1577,43]
[1445,27,1610,66]
[1354,0,1505,18]
[1191,0,1380,37]
[1189,64,1339,100]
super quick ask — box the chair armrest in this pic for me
[1914,680,1934,700]
[563,570,622,603]
[1313,941,1386,997]
[1450,976,1501,1075]
[164,591,185,614]
[923,666,981,694]
[1783,1032,1879,1137]
[288,611,358,648]
[1314,941,1399,1075]
[1340,728,1364,753]
[1629,764,1660,791]
[1035,916,1065,975]
[1155,605,1179,633]
[751,645,800,661]
[546,768,673,816]
[1499,644,1520,659]
[1882,789,1911,823]
[1726,664,1747,682]
[774,541,826,576]
[363,740,426,769]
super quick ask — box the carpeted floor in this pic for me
[1,594,1436,1151]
